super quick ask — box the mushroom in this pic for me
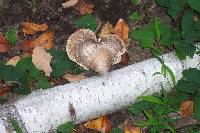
[66,29,126,75]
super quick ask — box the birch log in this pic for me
[0,52,200,133]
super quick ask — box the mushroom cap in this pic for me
[66,29,126,72]
[66,29,96,69]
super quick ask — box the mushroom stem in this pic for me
[91,48,112,75]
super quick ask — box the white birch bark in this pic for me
[0,52,199,133]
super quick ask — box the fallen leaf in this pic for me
[120,52,130,66]
[62,0,78,8]
[32,46,53,76]
[114,19,129,42]
[21,31,54,52]
[179,101,194,117]
[99,22,114,37]
[0,34,10,53]
[0,86,11,96]
[125,125,141,133]
[84,116,111,133]
[5,28,17,45]
[63,73,86,82]
[23,22,48,34]
[6,56,21,66]
[79,3,94,15]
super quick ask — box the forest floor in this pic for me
[0,0,199,132]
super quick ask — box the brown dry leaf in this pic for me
[120,52,130,66]
[179,101,194,117]
[23,22,48,35]
[63,73,86,82]
[62,0,78,8]
[99,22,114,37]
[21,31,54,52]
[32,46,53,76]
[84,116,111,133]
[0,86,11,96]
[6,56,21,66]
[125,125,141,133]
[114,19,129,42]
[79,3,94,15]
[0,33,10,53]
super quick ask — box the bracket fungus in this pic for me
[66,29,126,74]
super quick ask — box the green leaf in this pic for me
[181,10,200,41]
[5,28,17,45]
[194,92,200,121]
[49,49,85,77]
[75,14,96,31]
[129,12,141,21]
[159,24,177,46]
[16,57,50,90]
[0,63,30,95]
[187,0,200,13]
[139,96,164,105]
[156,0,186,19]
[174,41,196,59]
[10,118,23,133]
[131,23,155,48]
[57,121,74,133]
[169,93,189,108]
[176,68,200,93]
[154,17,161,41]
[131,0,139,4]
[129,101,152,115]
[110,128,123,133]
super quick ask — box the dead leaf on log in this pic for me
[0,34,10,53]
[6,56,21,66]
[32,46,53,76]
[23,22,48,35]
[62,0,78,8]
[114,19,129,42]
[63,73,86,82]
[99,22,114,37]
[84,116,111,133]
[179,101,194,117]
[21,31,54,52]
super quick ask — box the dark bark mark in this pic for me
[68,103,76,122]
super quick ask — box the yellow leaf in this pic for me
[99,22,114,37]
[21,30,54,52]
[125,125,141,133]
[32,46,53,76]
[6,56,21,66]
[114,19,129,42]
[84,116,111,133]
[179,101,194,117]
[23,22,48,35]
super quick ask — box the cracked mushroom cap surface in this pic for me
[66,29,126,74]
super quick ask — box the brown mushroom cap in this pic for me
[66,29,126,74]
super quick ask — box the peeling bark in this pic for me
[0,52,199,132]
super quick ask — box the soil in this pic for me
[0,0,196,132]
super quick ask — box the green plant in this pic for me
[49,49,85,77]
[10,118,23,133]
[176,68,200,121]
[75,14,97,31]
[5,27,17,45]
[57,121,74,133]
[129,90,176,133]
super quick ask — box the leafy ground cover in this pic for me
[0,0,200,132]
